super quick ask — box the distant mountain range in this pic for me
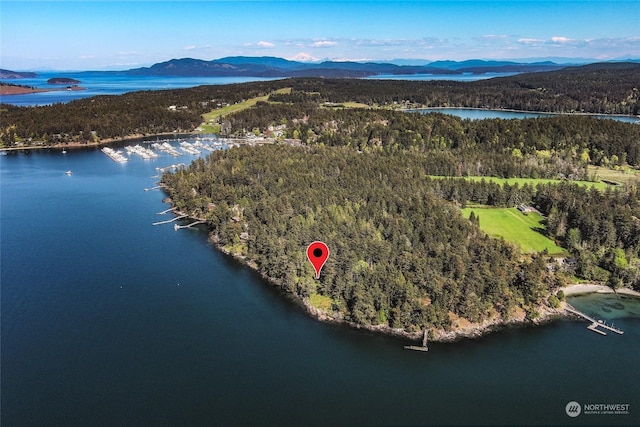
[3,57,639,79]
[122,56,567,78]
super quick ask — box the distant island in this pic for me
[0,69,37,79]
[47,77,81,85]
[124,56,566,78]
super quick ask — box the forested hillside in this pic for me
[161,144,640,335]
[4,63,640,338]
[157,65,640,336]
[162,146,548,333]
[227,105,640,169]
[2,62,638,146]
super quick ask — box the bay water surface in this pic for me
[1,142,639,426]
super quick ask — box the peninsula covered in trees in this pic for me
[2,63,639,340]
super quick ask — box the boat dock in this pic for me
[152,214,187,226]
[405,329,429,352]
[101,147,128,162]
[565,306,624,336]
[174,220,206,230]
[157,207,177,215]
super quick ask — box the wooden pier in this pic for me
[157,207,177,215]
[405,329,429,352]
[174,220,206,230]
[152,214,187,226]
[565,306,624,336]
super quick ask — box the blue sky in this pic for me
[1,1,639,70]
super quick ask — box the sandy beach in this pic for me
[560,283,640,297]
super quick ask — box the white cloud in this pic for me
[551,36,572,43]
[257,40,275,49]
[479,34,509,40]
[517,38,544,45]
[184,45,197,51]
[312,40,337,48]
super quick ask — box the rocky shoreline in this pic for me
[204,224,568,344]
[163,204,637,345]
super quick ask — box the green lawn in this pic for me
[587,166,640,186]
[430,175,609,190]
[198,88,291,133]
[460,206,566,255]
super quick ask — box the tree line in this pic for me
[226,103,640,169]
[2,62,638,146]
[162,146,559,332]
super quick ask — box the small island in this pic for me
[47,77,81,85]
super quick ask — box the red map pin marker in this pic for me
[307,241,329,279]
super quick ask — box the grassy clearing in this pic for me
[430,175,609,190]
[322,101,372,109]
[197,88,291,133]
[588,166,640,186]
[308,293,333,311]
[461,206,566,255]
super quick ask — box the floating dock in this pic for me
[565,306,624,335]
[101,147,128,162]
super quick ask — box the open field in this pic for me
[198,88,291,133]
[588,166,640,186]
[431,175,609,190]
[460,206,566,255]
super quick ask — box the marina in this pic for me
[125,144,159,159]
[101,147,128,162]
[98,137,227,165]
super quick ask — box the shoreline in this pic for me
[560,283,640,298]
[0,85,86,96]
[0,132,277,153]
[0,132,191,152]
[158,203,638,345]
[203,225,567,344]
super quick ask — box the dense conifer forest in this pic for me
[161,144,640,334]
[157,64,640,334]
[4,63,640,337]
[1,62,638,146]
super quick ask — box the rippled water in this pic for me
[2,143,639,426]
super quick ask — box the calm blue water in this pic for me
[1,144,639,426]
[1,73,281,106]
[2,72,526,107]
[419,108,639,123]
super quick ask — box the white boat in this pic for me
[65,170,73,175]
